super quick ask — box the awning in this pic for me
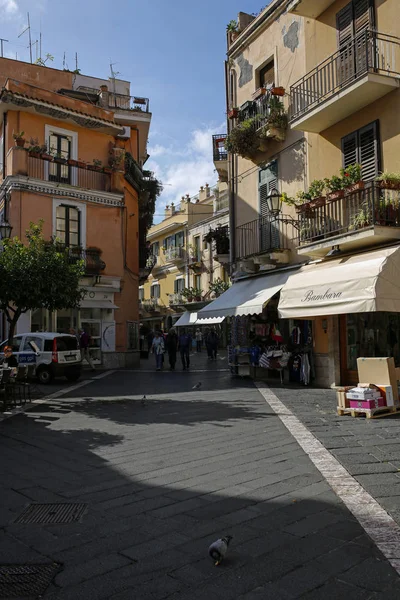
[278,246,400,318]
[174,311,225,327]
[195,316,225,325]
[197,270,295,319]
[80,300,119,310]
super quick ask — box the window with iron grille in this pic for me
[342,120,380,181]
[56,205,81,247]
[127,321,139,350]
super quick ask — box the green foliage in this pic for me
[0,222,85,343]
[281,192,298,207]
[225,118,258,157]
[204,226,230,254]
[226,19,238,32]
[308,179,325,199]
[35,53,54,67]
[324,175,344,192]
[181,287,202,300]
[350,204,371,230]
[266,97,288,129]
[209,278,230,296]
[376,171,400,183]
[296,190,312,204]
[13,131,24,140]
[28,137,47,154]
[340,163,362,185]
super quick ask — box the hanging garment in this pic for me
[301,353,311,386]
[291,327,301,345]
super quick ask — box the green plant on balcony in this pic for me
[13,131,25,147]
[376,171,400,190]
[226,19,238,32]
[209,278,230,298]
[349,204,371,231]
[204,226,230,254]
[308,179,326,208]
[181,287,195,302]
[324,175,345,201]
[262,97,288,141]
[88,159,103,172]
[340,163,364,195]
[225,117,259,159]
[281,192,299,207]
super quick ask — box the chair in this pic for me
[14,365,29,405]
[1,369,14,408]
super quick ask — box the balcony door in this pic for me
[49,133,71,184]
[259,161,280,253]
[337,0,375,87]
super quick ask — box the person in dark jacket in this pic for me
[166,327,178,370]
[208,329,219,360]
[178,329,192,370]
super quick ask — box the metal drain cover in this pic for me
[15,503,87,524]
[0,563,60,597]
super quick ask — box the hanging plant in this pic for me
[204,226,230,254]
[225,117,259,158]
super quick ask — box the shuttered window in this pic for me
[341,120,380,181]
[336,0,374,48]
[259,161,280,251]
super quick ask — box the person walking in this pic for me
[205,328,212,360]
[79,328,96,371]
[166,327,178,370]
[178,329,192,370]
[195,328,203,353]
[151,331,165,371]
[209,328,219,360]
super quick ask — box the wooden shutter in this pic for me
[259,161,279,251]
[354,0,374,34]
[337,3,354,48]
[342,131,358,169]
[359,121,380,181]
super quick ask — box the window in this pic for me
[194,236,201,261]
[259,59,275,88]
[342,121,380,181]
[259,161,280,252]
[174,279,184,294]
[127,321,139,350]
[164,232,184,249]
[175,231,184,247]
[56,205,81,247]
[49,132,72,184]
[139,288,145,300]
[152,242,160,256]
[194,274,201,290]
[337,0,374,47]
[150,284,160,298]
[22,336,44,352]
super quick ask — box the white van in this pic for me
[0,332,82,384]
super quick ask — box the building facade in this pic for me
[201,0,400,387]
[0,58,152,368]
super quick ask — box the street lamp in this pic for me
[0,221,12,240]
[266,190,282,217]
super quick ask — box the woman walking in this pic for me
[151,331,165,371]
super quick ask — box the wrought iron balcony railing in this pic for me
[298,182,400,245]
[236,215,293,260]
[212,134,227,161]
[169,293,184,305]
[165,246,185,262]
[27,156,111,192]
[67,247,106,275]
[290,30,400,123]
[108,93,150,113]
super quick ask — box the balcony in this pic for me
[236,216,294,264]
[297,182,400,257]
[288,0,336,19]
[107,92,151,161]
[27,155,111,192]
[290,30,400,133]
[165,246,185,264]
[142,298,162,312]
[212,134,228,182]
[124,152,143,192]
[215,191,229,213]
[169,293,184,306]
[108,93,150,113]
[68,247,106,276]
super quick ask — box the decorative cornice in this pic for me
[0,176,125,207]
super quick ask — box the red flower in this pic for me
[345,173,350,177]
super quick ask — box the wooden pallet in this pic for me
[337,405,400,419]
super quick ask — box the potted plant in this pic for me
[271,86,285,96]
[376,172,400,191]
[103,165,112,174]
[263,97,288,142]
[225,117,259,158]
[192,287,203,302]
[228,107,239,119]
[28,138,42,158]
[204,226,230,255]
[181,287,194,303]
[349,205,371,230]
[209,278,230,298]
[295,191,312,214]
[325,175,345,201]
[77,158,87,169]
[252,87,267,101]
[88,159,103,172]
[308,179,326,208]
[53,152,67,165]
[40,144,53,161]
[227,19,239,42]
[13,131,25,147]
[340,163,364,195]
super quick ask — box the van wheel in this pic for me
[37,367,53,384]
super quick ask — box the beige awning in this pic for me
[197,270,295,319]
[80,300,119,310]
[278,246,400,318]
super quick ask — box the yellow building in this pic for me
[200,0,400,387]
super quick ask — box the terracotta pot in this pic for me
[54,157,67,165]
[40,153,53,161]
[88,165,103,172]
[103,167,112,174]
[271,87,285,97]
[195,296,202,302]
[378,180,400,190]
[77,161,87,169]
[295,202,311,214]
[344,181,365,196]
[15,138,25,147]
[252,87,267,100]
[327,190,345,202]
[309,197,326,209]
[228,108,239,119]
[28,151,41,158]
[67,158,79,167]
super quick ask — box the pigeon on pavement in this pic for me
[192,382,202,390]
[208,535,233,566]
[141,395,147,407]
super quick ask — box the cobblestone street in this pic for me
[1,355,400,598]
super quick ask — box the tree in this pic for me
[0,222,85,344]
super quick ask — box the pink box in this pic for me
[349,398,385,410]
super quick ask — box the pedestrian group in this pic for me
[150,327,219,371]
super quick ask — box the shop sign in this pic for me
[83,290,113,302]
[301,289,343,303]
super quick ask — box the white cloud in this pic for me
[1,0,18,14]
[148,144,169,158]
[189,123,225,157]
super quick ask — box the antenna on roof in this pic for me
[18,12,33,63]
[63,51,66,70]
[0,39,8,58]
[75,52,78,72]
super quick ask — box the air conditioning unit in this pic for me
[117,126,131,139]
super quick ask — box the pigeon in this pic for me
[208,535,233,566]
[192,382,202,390]
[141,395,147,407]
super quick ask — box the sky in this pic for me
[1,0,271,222]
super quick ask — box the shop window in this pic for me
[342,121,380,181]
[151,284,160,298]
[48,132,72,184]
[259,59,275,88]
[174,279,184,294]
[56,205,81,247]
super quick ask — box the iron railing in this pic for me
[212,134,227,161]
[236,215,293,260]
[169,293,184,305]
[297,182,400,245]
[238,92,288,131]
[108,93,150,113]
[165,246,185,262]
[68,247,106,275]
[125,153,143,191]
[27,156,111,192]
[290,30,400,122]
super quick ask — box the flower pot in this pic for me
[252,87,267,100]
[28,151,41,159]
[309,197,326,209]
[40,153,53,161]
[67,158,79,167]
[378,181,400,191]
[228,108,239,119]
[15,138,25,147]
[327,190,345,202]
[271,87,285,97]
[187,296,193,303]
[344,181,365,196]
[54,157,67,165]
[77,161,87,169]
[103,167,112,174]
[88,165,103,172]
[195,296,202,302]
[296,202,312,214]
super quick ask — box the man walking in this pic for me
[166,327,178,370]
[178,329,192,370]
[79,328,95,371]
[195,328,203,352]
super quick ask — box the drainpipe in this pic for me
[2,112,7,178]
[225,61,236,273]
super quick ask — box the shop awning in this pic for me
[195,316,225,325]
[174,311,198,327]
[197,270,295,320]
[80,300,119,310]
[278,246,400,318]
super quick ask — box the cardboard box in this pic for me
[358,383,379,390]
[349,398,385,410]
[357,358,399,404]
[346,387,382,400]
[337,391,350,409]
[375,385,394,407]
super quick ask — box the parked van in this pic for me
[0,333,82,384]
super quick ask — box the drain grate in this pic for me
[0,563,60,597]
[15,502,87,524]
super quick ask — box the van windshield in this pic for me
[44,336,79,352]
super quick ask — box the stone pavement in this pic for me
[0,358,399,599]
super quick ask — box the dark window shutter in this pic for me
[359,121,380,181]
[354,0,373,33]
[259,161,279,251]
[337,2,354,47]
[342,131,358,169]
